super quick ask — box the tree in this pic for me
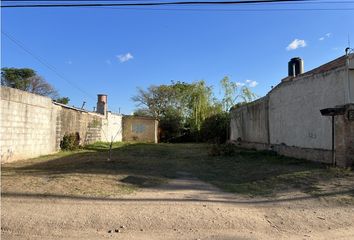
[1,68,35,90]
[133,108,153,117]
[1,67,58,98]
[187,80,214,132]
[131,85,174,119]
[220,76,257,111]
[55,97,70,105]
[200,112,230,143]
[132,77,257,142]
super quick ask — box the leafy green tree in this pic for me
[133,108,153,117]
[132,78,257,142]
[131,85,175,119]
[187,80,214,132]
[159,107,184,142]
[220,76,257,111]
[1,68,35,90]
[1,67,58,98]
[55,97,70,105]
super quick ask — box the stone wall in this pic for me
[122,116,158,143]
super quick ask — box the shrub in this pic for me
[60,132,80,151]
[200,112,230,144]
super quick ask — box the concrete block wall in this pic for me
[57,105,105,146]
[0,87,121,163]
[1,87,58,162]
[0,87,135,163]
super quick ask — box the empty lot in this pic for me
[2,143,354,239]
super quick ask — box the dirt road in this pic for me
[2,176,354,240]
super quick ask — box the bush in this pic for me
[200,112,230,144]
[60,132,80,150]
[159,108,184,142]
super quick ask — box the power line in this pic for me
[3,0,354,3]
[94,7,354,11]
[3,0,354,11]
[1,0,313,8]
[1,31,96,101]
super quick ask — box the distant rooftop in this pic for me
[301,53,352,77]
[281,53,353,82]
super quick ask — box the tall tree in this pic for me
[1,67,59,98]
[220,76,257,111]
[187,81,214,132]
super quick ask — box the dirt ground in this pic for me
[2,174,354,240]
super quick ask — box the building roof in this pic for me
[281,53,352,83]
[300,54,350,77]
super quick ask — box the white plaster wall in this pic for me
[104,112,122,142]
[269,67,352,150]
[349,70,354,103]
[230,97,269,144]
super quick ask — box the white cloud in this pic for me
[319,32,332,41]
[117,53,134,63]
[286,39,307,51]
[245,79,258,87]
[235,82,245,87]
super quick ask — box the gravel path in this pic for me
[2,176,354,240]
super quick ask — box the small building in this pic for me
[122,115,159,143]
[230,53,354,167]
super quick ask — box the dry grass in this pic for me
[2,142,354,202]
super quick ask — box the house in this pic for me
[230,53,354,167]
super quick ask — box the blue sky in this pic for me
[2,1,354,114]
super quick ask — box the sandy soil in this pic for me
[2,175,354,240]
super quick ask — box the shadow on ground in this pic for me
[2,143,354,199]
